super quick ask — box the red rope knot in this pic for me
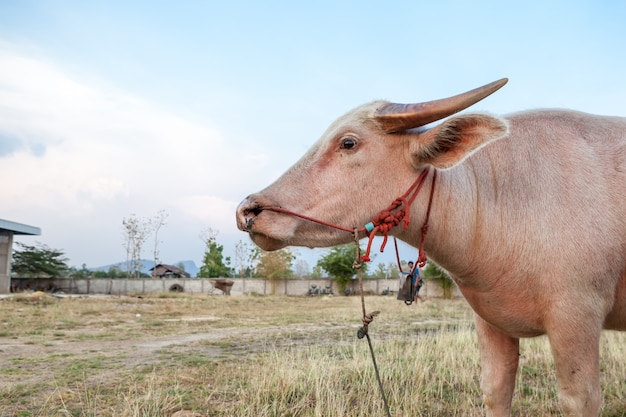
[361,201,409,262]
[417,223,429,267]
[417,252,428,268]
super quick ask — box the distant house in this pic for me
[0,219,41,294]
[150,264,191,279]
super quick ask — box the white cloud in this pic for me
[0,41,272,265]
[0,42,258,203]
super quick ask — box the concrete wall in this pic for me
[10,276,461,298]
[0,231,13,294]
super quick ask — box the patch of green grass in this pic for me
[50,353,73,359]
[62,356,107,374]
[70,331,119,341]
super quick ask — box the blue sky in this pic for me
[1,1,625,270]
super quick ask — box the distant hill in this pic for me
[91,260,200,277]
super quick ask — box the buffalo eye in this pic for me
[340,137,357,150]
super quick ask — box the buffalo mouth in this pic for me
[236,195,352,250]
[236,196,292,250]
[248,231,289,251]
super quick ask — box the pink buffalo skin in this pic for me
[236,79,626,417]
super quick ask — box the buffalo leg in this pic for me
[547,323,602,416]
[475,314,519,417]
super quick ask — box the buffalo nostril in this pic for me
[237,198,264,232]
[244,210,256,230]
[244,206,264,229]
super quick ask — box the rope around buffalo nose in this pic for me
[263,167,435,267]
[353,229,392,417]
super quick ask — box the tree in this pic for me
[386,262,400,279]
[294,259,310,278]
[234,239,257,277]
[372,262,387,278]
[68,263,91,278]
[255,248,295,295]
[120,210,168,278]
[422,260,454,299]
[150,210,168,266]
[316,244,368,291]
[92,266,127,278]
[12,242,70,278]
[198,228,231,278]
[309,264,324,278]
[121,214,150,278]
[255,249,294,279]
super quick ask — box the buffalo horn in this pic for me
[375,78,508,133]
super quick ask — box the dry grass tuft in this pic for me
[8,291,58,305]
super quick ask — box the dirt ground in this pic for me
[1,292,495,416]
[0,293,362,392]
[0,320,343,379]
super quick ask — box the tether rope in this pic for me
[353,230,392,417]
[260,168,437,417]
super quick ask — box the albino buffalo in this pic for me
[235,78,626,416]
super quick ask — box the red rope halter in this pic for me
[264,168,437,265]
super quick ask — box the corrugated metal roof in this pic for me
[150,264,190,277]
[0,219,41,235]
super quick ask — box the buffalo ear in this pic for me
[409,114,508,169]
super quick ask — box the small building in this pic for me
[0,219,41,294]
[150,263,191,279]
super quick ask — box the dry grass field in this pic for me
[0,292,624,417]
